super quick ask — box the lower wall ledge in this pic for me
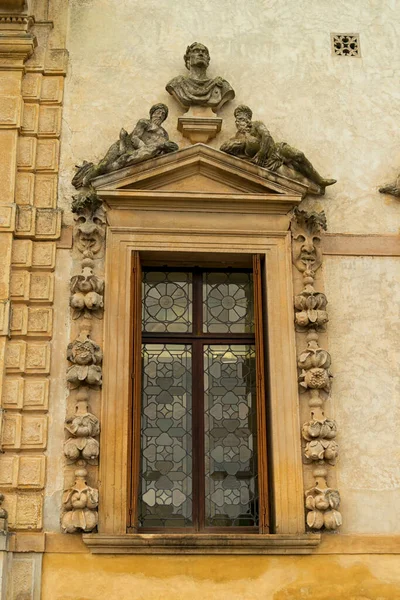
[82,533,321,555]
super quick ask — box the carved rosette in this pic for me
[291,208,342,531]
[62,187,105,534]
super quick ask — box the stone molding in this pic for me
[82,533,321,555]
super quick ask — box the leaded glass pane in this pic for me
[142,271,192,332]
[204,345,258,527]
[139,344,192,528]
[203,272,254,333]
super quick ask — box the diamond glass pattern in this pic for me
[139,344,193,528]
[142,271,192,332]
[203,272,254,333]
[204,345,258,527]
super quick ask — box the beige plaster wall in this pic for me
[324,256,400,533]
[55,0,400,537]
[59,0,400,234]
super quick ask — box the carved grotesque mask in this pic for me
[292,230,322,272]
[74,206,106,256]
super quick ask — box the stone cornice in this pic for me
[0,30,36,63]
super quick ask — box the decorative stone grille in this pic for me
[331,34,360,57]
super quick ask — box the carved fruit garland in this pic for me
[291,208,342,531]
[62,189,105,533]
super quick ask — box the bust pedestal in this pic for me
[177,106,222,144]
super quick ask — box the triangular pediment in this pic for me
[93,144,306,201]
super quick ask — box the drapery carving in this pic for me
[291,208,342,532]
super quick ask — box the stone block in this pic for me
[2,377,24,409]
[26,307,53,337]
[0,205,16,232]
[21,102,39,135]
[33,174,57,208]
[38,105,61,138]
[0,233,12,297]
[5,341,50,374]
[32,242,56,269]
[10,271,30,301]
[29,272,54,302]
[10,304,28,335]
[2,492,16,528]
[0,130,17,204]
[0,455,17,487]
[17,136,36,171]
[17,455,46,488]
[35,209,61,239]
[11,239,33,268]
[5,340,26,373]
[35,139,59,172]
[15,172,35,206]
[22,73,42,102]
[6,552,43,598]
[40,75,64,104]
[20,414,48,449]
[23,378,49,410]
[45,48,68,74]
[0,96,21,128]
[0,300,10,335]
[15,206,36,237]
[14,493,43,529]
[2,413,21,448]
[25,342,51,374]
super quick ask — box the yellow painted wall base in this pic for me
[42,553,400,600]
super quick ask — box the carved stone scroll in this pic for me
[291,208,342,531]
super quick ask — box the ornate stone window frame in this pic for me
[82,145,321,553]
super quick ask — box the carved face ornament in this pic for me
[74,207,106,256]
[292,231,322,272]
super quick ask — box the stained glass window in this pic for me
[134,263,267,533]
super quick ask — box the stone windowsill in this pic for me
[82,533,321,555]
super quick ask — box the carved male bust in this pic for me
[166,42,235,112]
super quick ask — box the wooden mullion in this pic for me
[129,251,142,532]
[253,254,270,533]
[192,271,205,530]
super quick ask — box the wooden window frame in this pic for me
[129,260,268,534]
